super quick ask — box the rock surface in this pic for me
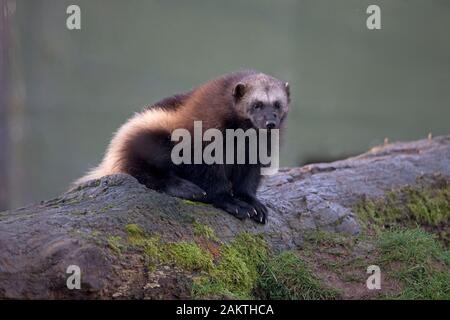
[0,135,449,299]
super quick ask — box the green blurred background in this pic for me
[1,0,449,209]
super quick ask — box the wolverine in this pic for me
[75,71,291,223]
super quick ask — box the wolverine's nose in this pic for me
[265,121,276,129]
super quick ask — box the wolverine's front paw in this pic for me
[211,195,255,220]
[235,194,268,224]
[250,199,268,224]
[223,199,257,220]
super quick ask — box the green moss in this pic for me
[182,199,203,206]
[405,187,449,225]
[356,193,401,229]
[122,226,343,300]
[191,279,237,299]
[125,223,144,237]
[193,233,335,300]
[192,233,269,299]
[215,233,269,292]
[124,223,163,269]
[193,221,219,241]
[107,235,124,254]
[355,182,450,243]
[257,251,339,300]
[125,224,153,250]
[356,180,450,299]
[377,228,450,299]
[124,223,213,271]
[209,245,258,296]
[166,242,214,271]
[141,236,162,260]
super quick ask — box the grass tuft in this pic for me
[377,228,450,299]
[257,251,339,300]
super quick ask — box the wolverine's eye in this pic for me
[253,101,263,110]
[273,101,282,110]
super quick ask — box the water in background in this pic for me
[5,0,450,208]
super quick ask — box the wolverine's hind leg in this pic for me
[162,174,208,201]
[124,129,207,201]
[134,171,207,201]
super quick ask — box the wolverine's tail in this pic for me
[71,164,111,187]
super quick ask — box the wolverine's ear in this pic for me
[233,83,246,100]
[285,82,291,103]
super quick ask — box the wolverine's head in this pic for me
[232,73,290,130]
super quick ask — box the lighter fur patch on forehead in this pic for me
[241,74,288,105]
